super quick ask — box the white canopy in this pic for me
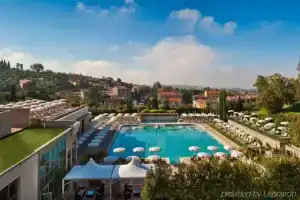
[111,158,155,179]
[63,158,114,180]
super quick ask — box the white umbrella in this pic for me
[109,113,115,117]
[117,113,123,117]
[257,120,264,123]
[265,117,272,121]
[133,147,145,153]
[113,147,126,153]
[197,152,211,158]
[109,116,118,123]
[149,147,161,152]
[201,113,207,117]
[238,113,244,116]
[277,126,285,130]
[228,110,234,113]
[207,146,219,151]
[230,150,244,158]
[124,113,131,117]
[280,121,289,126]
[188,146,200,152]
[147,155,160,161]
[214,152,227,158]
[224,145,235,151]
[131,113,138,117]
[104,156,118,163]
[181,113,187,117]
[126,156,140,161]
[207,113,214,117]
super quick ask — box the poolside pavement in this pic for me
[201,124,240,149]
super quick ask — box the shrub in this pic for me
[257,107,270,118]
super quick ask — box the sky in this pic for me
[0,0,300,88]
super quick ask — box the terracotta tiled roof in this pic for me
[159,91,181,97]
[247,94,257,99]
[205,90,220,95]
[240,95,251,100]
[226,94,257,101]
[167,97,181,103]
[227,96,239,101]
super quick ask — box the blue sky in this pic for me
[0,0,299,88]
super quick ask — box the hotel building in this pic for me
[0,100,92,200]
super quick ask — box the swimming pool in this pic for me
[108,124,229,164]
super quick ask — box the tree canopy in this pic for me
[30,63,44,73]
[254,74,298,113]
[142,157,300,200]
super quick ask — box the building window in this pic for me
[0,179,18,200]
[0,186,8,200]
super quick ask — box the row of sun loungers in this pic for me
[180,119,214,123]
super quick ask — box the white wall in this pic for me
[57,107,89,121]
[0,153,39,200]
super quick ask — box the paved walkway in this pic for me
[200,124,240,149]
[228,120,281,148]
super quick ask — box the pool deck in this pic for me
[198,124,240,149]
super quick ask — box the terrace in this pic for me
[0,128,65,174]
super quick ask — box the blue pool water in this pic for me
[108,124,229,164]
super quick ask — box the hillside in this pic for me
[0,60,132,92]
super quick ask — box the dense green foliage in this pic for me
[219,90,228,122]
[142,157,300,200]
[254,74,299,113]
[141,109,177,113]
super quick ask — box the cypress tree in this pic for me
[219,90,228,122]
[10,84,17,102]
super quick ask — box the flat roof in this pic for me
[0,128,65,174]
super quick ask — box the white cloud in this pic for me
[0,36,295,88]
[75,1,136,17]
[199,16,237,35]
[169,9,200,24]
[169,9,237,35]
[76,2,86,12]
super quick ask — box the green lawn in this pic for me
[0,128,65,174]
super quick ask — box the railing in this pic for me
[40,192,52,200]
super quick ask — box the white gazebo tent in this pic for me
[62,158,114,199]
[111,157,155,186]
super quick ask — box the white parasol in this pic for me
[207,146,219,151]
[147,155,160,161]
[133,147,145,153]
[149,147,161,152]
[113,147,126,153]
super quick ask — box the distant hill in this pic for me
[0,59,133,93]
[164,85,204,90]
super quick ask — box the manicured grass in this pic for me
[0,128,65,174]
[282,102,300,113]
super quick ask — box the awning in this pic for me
[111,158,155,179]
[63,158,114,180]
